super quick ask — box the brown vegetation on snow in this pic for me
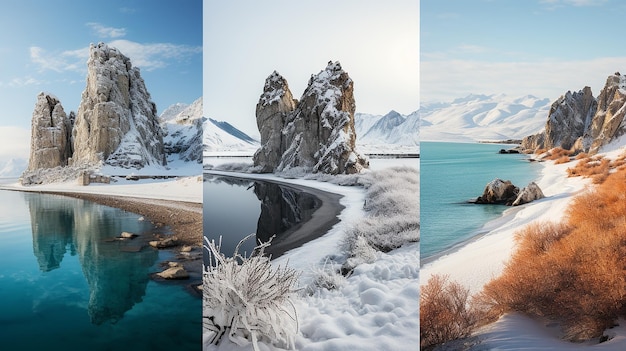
[420,274,479,350]
[476,167,626,341]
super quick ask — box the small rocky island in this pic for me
[474,178,544,206]
[253,61,369,174]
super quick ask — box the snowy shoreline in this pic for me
[421,158,589,295]
[421,149,626,349]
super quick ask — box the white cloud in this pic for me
[540,0,608,7]
[421,57,622,103]
[108,39,202,71]
[86,22,127,38]
[9,76,45,87]
[29,40,201,73]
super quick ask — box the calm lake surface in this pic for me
[420,141,542,260]
[203,175,320,261]
[0,190,200,351]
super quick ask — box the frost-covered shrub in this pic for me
[203,235,300,350]
[342,166,419,265]
[305,258,346,295]
[213,162,255,173]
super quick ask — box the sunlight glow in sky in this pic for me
[422,0,626,103]
[204,0,419,137]
[0,0,201,164]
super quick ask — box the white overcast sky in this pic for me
[422,0,626,104]
[204,0,419,137]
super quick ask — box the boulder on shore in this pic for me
[512,182,545,206]
[474,178,545,206]
[475,178,519,205]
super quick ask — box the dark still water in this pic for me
[0,190,200,351]
[203,175,321,260]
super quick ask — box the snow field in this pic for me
[204,158,419,351]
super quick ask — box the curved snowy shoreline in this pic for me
[421,159,590,296]
[204,169,367,271]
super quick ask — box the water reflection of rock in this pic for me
[253,181,320,255]
[25,193,158,325]
[27,194,76,272]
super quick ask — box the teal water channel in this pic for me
[0,190,200,350]
[420,141,542,260]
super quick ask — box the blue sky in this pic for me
[204,0,419,137]
[0,0,201,164]
[422,0,626,103]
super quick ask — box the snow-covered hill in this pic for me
[203,118,260,156]
[0,158,27,178]
[420,94,551,142]
[161,97,203,164]
[355,110,419,154]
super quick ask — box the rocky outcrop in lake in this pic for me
[26,93,73,171]
[71,42,166,168]
[521,72,626,154]
[253,61,369,174]
[474,178,544,206]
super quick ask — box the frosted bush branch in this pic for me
[342,166,419,272]
[203,234,300,350]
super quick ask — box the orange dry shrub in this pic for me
[544,147,572,161]
[575,152,590,160]
[554,155,571,164]
[566,156,610,183]
[477,168,626,342]
[420,275,479,350]
[534,148,548,155]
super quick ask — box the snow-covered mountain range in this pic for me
[420,94,551,142]
[0,158,27,178]
[160,97,203,164]
[203,118,260,156]
[355,110,419,154]
[203,109,419,157]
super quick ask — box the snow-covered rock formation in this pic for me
[161,97,203,163]
[71,42,166,168]
[253,61,368,174]
[253,71,297,172]
[26,92,73,171]
[522,72,626,154]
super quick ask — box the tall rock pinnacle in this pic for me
[26,92,73,171]
[71,42,166,168]
[253,61,369,174]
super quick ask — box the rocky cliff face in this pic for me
[26,92,73,171]
[521,87,596,152]
[522,72,626,154]
[253,62,368,174]
[71,42,166,168]
[588,73,626,153]
[253,71,297,172]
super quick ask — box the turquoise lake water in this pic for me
[0,190,200,350]
[420,142,542,260]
